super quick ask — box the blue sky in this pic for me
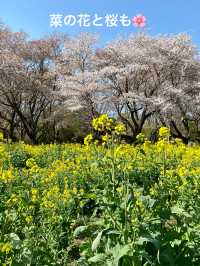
[1,0,200,46]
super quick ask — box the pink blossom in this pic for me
[132,14,146,28]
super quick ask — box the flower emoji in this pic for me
[132,14,146,27]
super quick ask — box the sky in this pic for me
[1,0,200,47]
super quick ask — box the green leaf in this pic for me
[171,206,192,218]
[137,236,160,250]
[110,243,132,265]
[106,230,121,236]
[88,253,106,263]
[170,239,182,247]
[92,230,103,252]
[73,226,88,238]
[9,233,21,249]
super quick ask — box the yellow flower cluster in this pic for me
[0,169,15,183]
[159,126,171,139]
[26,158,37,168]
[0,124,200,264]
[114,124,126,135]
[0,132,4,141]
[84,114,127,146]
[84,133,93,146]
[92,114,113,132]
[101,133,110,145]
[0,242,12,254]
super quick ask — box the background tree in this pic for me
[56,32,102,120]
[95,33,200,142]
[1,23,200,143]
[0,27,65,143]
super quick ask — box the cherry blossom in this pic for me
[132,14,146,28]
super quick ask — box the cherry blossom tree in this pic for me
[56,32,101,119]
[0,27,65,143]
[95,33,200,141]
[1,24,200,143]
[149,34,200,143]
[0,27,27,140]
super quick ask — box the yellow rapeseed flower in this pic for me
[114,123,126,135]
[102,134,110,144]
[159,127,170,139]
[92,114,113,132]
[0,132,4,141]
[0,242,12,254]
[84,134,93,145]
[25,215,33,224]
[0,170,15,183]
